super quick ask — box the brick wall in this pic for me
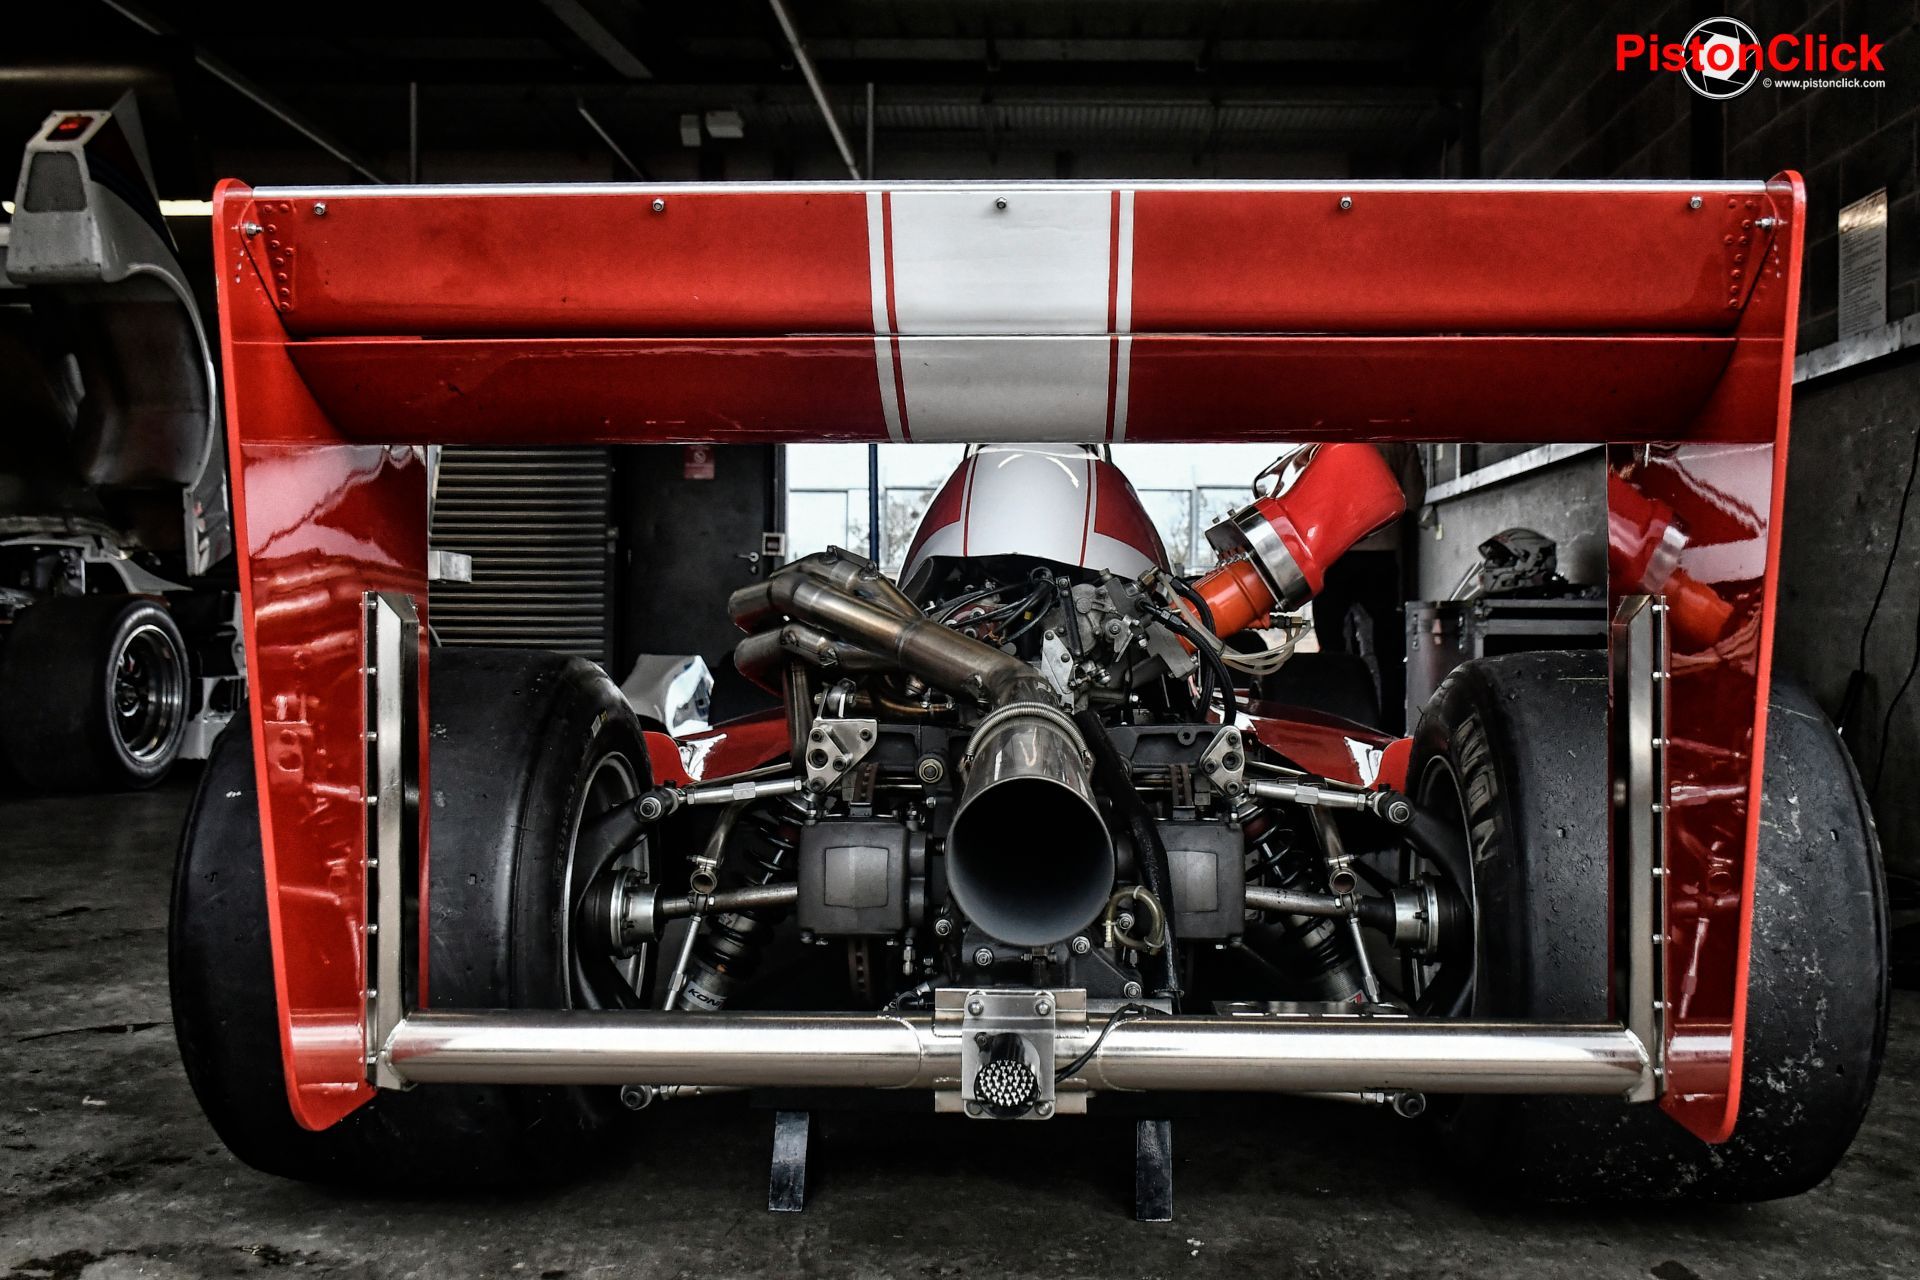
[1472,1,1920,874]
[1480,0,1920,346]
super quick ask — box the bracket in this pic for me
[934,988,1088,1119]
[1197,725,1247,798]
[1135,1118,1174,1222]
[802,717,878,794]
[768,1109,811,1213]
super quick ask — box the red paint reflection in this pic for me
[1610,442,1778,1132]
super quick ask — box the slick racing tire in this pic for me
[1410,650,1888,1201]
[171,648,653,1186]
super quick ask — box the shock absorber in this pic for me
[1243,803,1371,1004]
[672,803,800,1013]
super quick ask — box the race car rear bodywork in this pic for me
[210,177,1804,1145]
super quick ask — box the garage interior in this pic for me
[3,2,1919,1276]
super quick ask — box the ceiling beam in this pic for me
[98,0,388,183]
[537,0,652,80]
[766,0,861,179]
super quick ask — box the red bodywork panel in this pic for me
[211,178,1803,1141]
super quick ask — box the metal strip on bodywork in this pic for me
[363,592,418,1090]
[1612,594,1670,1103]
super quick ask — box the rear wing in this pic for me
[211,177,1804,1142]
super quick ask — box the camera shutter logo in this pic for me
[1682,17,1762,98]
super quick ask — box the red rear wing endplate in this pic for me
[212,177,1804,1142]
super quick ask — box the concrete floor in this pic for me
[2,777,1916,1280]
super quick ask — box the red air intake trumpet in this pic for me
[1192,443,1408,637]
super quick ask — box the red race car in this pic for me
[170,177,1885,1214]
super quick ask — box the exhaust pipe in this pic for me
[729,552,1048,708]
[731,553,1116,946]
[949,702,1115,947]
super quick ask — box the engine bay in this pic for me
[575,445,1474,1121]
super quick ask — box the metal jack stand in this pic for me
[768,1109,812,1213]
[1135,1119,1173,1221]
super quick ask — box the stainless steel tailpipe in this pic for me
[948,701,1116,947]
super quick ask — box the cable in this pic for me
[1873,593,1920,797]
[1150,605,1239,726]
[1861,422,1920,786]
[1221,628,1304,676]
[1054,1002,1150,1083]
[1075,709,1181,1005]
[1857,423,1920,677]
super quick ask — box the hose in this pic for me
[1146,603,1239,727]
[1170,576,1216,634]
[1074,708,1181,1006]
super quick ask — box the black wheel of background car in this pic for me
[0,593,189,791]
[1250,650,1382,729]
[1411,650,1889,1202]
[170,647,652,1187]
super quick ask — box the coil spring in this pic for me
[676,801,801,1014]
[742,803,801,885]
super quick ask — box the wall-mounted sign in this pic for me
[1839,188,1888,340]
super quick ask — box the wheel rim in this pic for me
[1397,755,1479,1018]
[561,752,649,1010]
[112,622,186,765]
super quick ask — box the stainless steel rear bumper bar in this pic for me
[383,1010,1648,1096]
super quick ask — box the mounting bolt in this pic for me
[1035,1101,1054,1118]
[994,197,1008,210]
[1122,981,1144,998]
[965,1101,984,1117]
[1338,195,1353,211]
[933,916,954,937]
[973,947,995,968]
[1688,195,1704,210]
[311,202,327,216]
[1034,996,1053,1017]
[619,1085,652,1111]
[966,998,985,1016]
[1070,935,1091,955]
[652,197,666,213]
